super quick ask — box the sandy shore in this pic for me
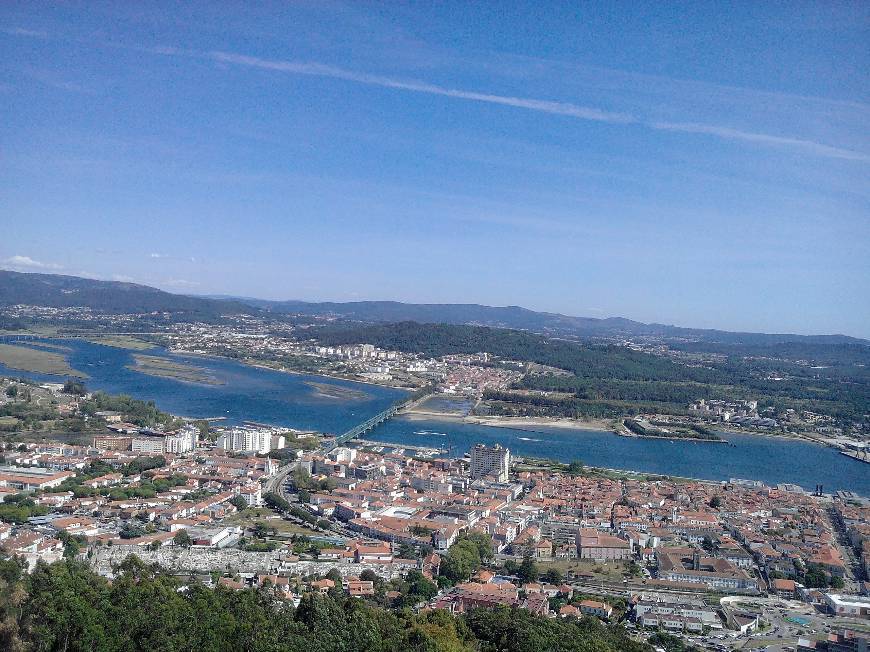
[400,409,618,433]
[468,415,617,432]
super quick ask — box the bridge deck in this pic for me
[325,393,430,451]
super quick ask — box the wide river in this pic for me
[1,338,867,495]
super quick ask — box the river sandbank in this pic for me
[400,409,618,433]
[127,354,223,385]
[0,343,87,378]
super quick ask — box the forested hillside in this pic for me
[314,322,717,382]
[0,271,251,316]
[313,322,870,421]
[0,555,652,652]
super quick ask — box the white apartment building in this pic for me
[216,428,284,454]
[331,447,358,464]
[164,427,197,454]
[470,443,510,482]
[237,484,263,507]
[131,436,166,455]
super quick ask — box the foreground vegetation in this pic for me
[0,555,652,652]
[0,380,181,437]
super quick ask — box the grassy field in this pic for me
[224,507,316,536]
[537,558,632,582]
[84,335,155,350]
[127,354,222,385]
[0,343,87,377]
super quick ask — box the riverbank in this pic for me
[713,425,824,446]
[0,343,87,378]
[403,404,851,450]
[467,415,618,432]
[405,410,726,443]
[842,450,870,465]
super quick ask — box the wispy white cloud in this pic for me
[652,121,870,162]
[162,278,200,289]
[192,49,868,163]
[207,51,635,124]
[2,255,62,270]
[149,252,198,263]
[21,67,90,94]
[2,27,47,38]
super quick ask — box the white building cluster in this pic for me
[216,427,287,454]
[131,426,198,455]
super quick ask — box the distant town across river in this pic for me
[0,338,866,496]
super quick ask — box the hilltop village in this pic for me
[0,378,868,651]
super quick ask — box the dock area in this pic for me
[842,449,869,464]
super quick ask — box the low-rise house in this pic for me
[578,599,612,620]
[310,579,334,595]
[559,604,580,618]
[771,578,797,598]
[346,579,375,597]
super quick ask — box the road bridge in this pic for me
[324,392,431,452]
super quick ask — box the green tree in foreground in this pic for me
[517,555,539,584]
[263,491,290,512]
[173,530,192,548]
[440,533,494,584]
[0,554,653,652]
[543,568,563,585]
[229,495,248,511]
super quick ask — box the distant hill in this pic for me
[241,298,867,346]
[2,270,865,346]
[0,270,252,316]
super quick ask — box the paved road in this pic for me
[264,461,297,499]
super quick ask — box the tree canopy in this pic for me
[0,555,652,652]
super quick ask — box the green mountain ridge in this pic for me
[0,270,252,316]
[1,270,866,345]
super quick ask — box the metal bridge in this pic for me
[324,391,432,452]
[325,404,402,451]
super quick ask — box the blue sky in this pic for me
[2,2,869,337]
